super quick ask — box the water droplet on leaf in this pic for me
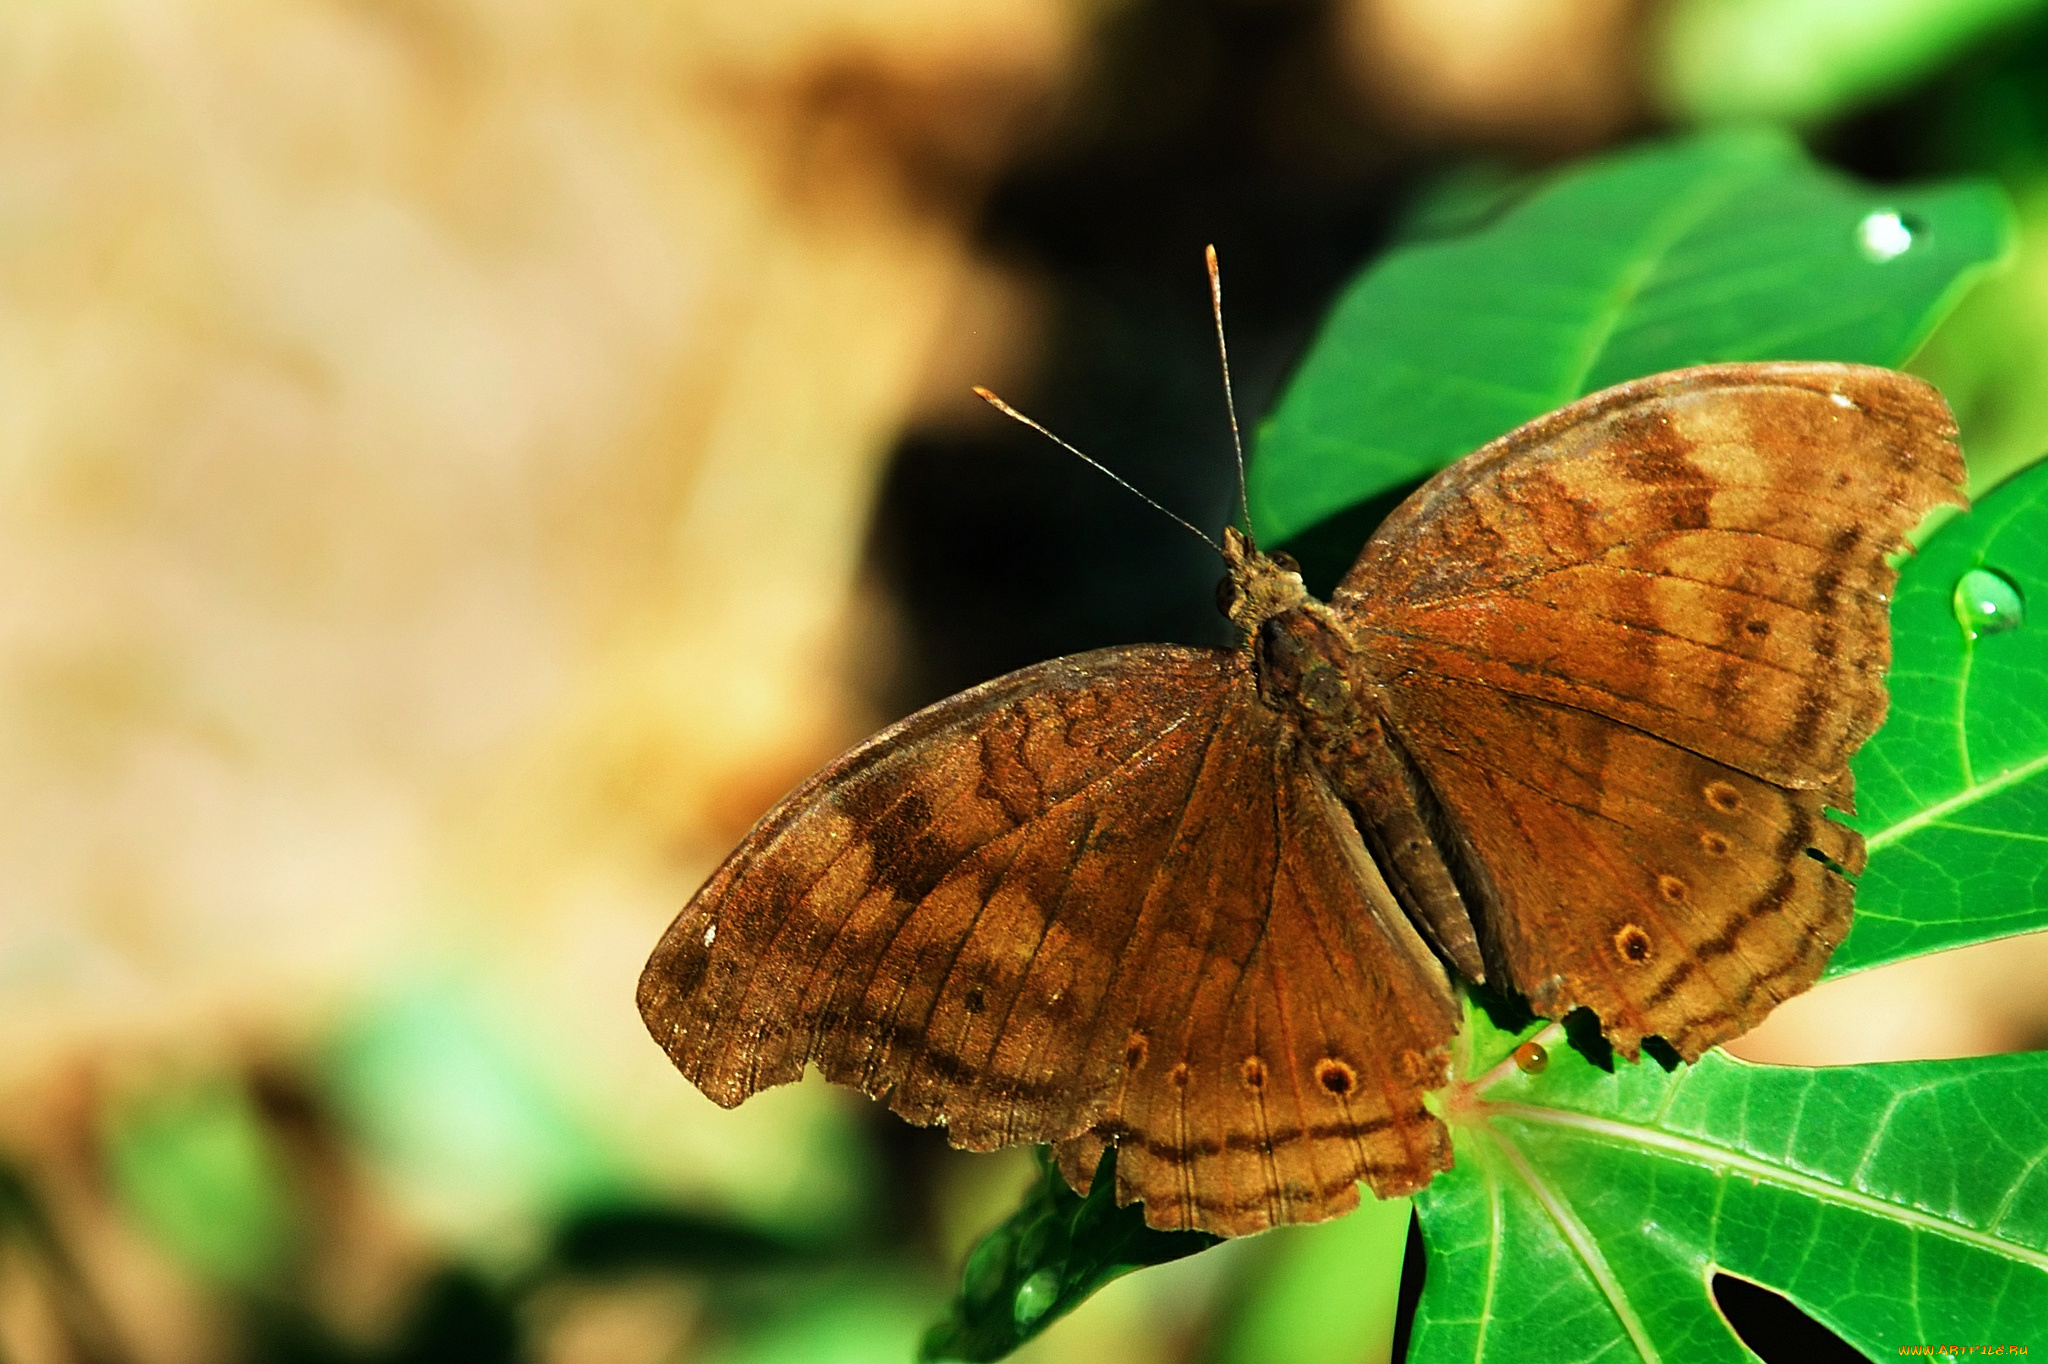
[1856,210,1916,261]
[1013,1268,1060,1327]
[963,1230,1013,1307]
[1953,567,2024,641]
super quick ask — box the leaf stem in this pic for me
[1474,1123,1664,1362]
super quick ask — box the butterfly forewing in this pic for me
[1335,362,1965,1058]
[638,645,1459,1234]
[1338,364,1962,790]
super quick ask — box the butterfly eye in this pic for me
[1270,551,1301,574]
[1214,575,1237,617]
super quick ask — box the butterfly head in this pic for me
[1218,525,1310,633]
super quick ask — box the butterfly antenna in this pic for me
[972,386,1222,555]
[1206,244,1253,545]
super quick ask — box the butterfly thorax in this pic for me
[1224,531,1491,982]
[1217,529,1382,773]
[1251,599,1397,802]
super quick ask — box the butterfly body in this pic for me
[640,361,1965,1237]
[1238,545,1490,983]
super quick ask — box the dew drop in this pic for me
[1953,567,2024,641]
[1013,1268,1061,1327]
[962,1230,1012,1307]
[1512,1041,1549,1074]
[1856,210,1916,261]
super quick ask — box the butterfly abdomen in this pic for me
[1254,601,1487,983]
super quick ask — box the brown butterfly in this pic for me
[639,308,1963,1237]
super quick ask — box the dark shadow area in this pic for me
[1823,7,2048,184]
[246,1268,520,1364]
[1391,1207,1427,1362]
[1272,480,1423,598]
[1561,1006,1617,1074]
[1713,1273,1873,1363]
[1465,982,1538,1041]
[865,1107,967,1268]
[1640,1036,1685,1073]
[546,1204,821,1275]
[381,1269,522,1364]
[865,0,1464,714]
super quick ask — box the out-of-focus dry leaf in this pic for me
[1338,0,1643,148]
[0,0,1077,1285]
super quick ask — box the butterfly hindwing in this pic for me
[638,645,1459,1234]
[1378,676,1862,1059]
[1056,718,1459,1234]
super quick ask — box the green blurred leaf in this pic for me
[1208,1193,1410,1364]
[921,1148,1216,1362]
[321,986,628,1254]
[1253,129,2010,552]
[1655,0,2048,127]
[102,1077,296,1289]
[706,1283,942,1364]
[1832,454,2048,975]
[1913,180,2048,492]
[1407,999,2048,1360]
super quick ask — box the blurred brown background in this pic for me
[3,1,2045,1361]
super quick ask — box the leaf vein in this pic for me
[1487,1102,2048,1271]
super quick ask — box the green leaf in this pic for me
[1832,454,2048,975]
[920,1147,1216,1362]
[101,1077,297,1289]
[1654,0,2048,127]
[321,986,631,1251]
[1912,180,2048,495]
[710,1285,938,1364]
[1208,1192,1411,1364]
[1253,129,2011,553]
[1408,999,2048,1360]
